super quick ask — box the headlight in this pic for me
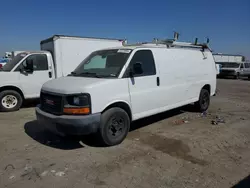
[66,94,90,106]
[73,96,81,106]
[64,94,91,115]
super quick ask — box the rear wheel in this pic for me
[234,73,240,79]
[194,89,210,112]
[98,107,130,146]
[0,90,23,112]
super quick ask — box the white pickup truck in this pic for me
[0,35,126,112]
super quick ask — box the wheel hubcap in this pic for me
[2,95,18,109]
[108,117,124,137]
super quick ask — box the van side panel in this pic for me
[152,48,191,108]
[152,48,216,111]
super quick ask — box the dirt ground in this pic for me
[0,79,250,188]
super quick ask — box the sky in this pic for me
[0,0,250,59]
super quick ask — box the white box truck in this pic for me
[11,51,26,58]
[0,35,126,112]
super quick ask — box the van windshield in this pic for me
[71,49,132,78]
[219,62,240,68]
[0,53,27,72]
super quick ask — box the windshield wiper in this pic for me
[73,72,103,78]
[70,72,117,78]
[79,72,98,76]
[96,74,117,78]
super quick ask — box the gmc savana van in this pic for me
[36,40,217,146]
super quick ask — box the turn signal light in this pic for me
[63,107,90,115]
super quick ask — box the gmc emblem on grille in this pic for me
[45,99,54,105]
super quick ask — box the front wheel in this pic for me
[194,89,210,112]
[98,107,130,146]
[0,90,23,112]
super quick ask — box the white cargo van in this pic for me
[0,35,125,112]
[36,39,217,146]
[213,53,247,79]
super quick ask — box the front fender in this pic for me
[101,99,132,112]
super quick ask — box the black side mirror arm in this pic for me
[129,69,134,78]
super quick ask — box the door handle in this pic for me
[48,71,52,78]
[157,77,160,86]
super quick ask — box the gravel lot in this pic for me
[0,79,250,188]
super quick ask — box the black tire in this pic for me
[0,90,23,112]
[248,76,250,80]
[234,73,240,79]
[98,107,130,146]
[194,89,210,112]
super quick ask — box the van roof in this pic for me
[102,42,211,51]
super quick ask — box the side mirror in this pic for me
[24,59,34,73]
[133,62,143,75]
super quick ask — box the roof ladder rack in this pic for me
[123,32,212,51]
[153,32,211,50]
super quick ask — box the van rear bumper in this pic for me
[35,105,101,136]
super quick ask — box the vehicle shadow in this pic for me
[24,104,195,150]
[232,175,250,188]
[24,121,85,150]
[129,105,191,131]
[217,77,249,81]
[240,78,250,81]
[22,99,40,109]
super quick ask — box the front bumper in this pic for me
[35,105,101,136]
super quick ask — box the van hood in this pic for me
[42,76,113,94]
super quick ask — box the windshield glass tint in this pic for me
[220,62,240,68]
[1,53,27,71]
[72,49,131,78]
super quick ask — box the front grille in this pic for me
[40,92,63,115]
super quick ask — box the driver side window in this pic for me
[15,54,48,71]
[125,50,156,77]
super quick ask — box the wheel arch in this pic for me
[201,84,211,94]
[0,86,24,99]
[102,101,132,121]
